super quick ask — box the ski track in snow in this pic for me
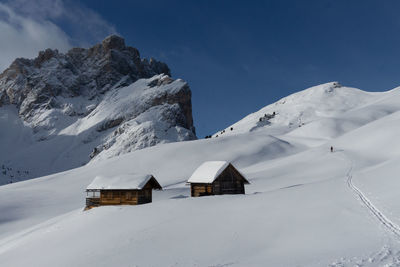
[327,152,400,267]
[341,152,400,238]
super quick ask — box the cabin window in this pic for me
[126,192,132,200]
[87,191,100,198]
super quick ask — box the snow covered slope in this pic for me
[0,36,196,184]
[1,83,400,266]
[215,82,399,145]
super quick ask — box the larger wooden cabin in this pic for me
[85,174,162,210]
[187,161,250,197]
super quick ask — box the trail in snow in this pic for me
[341,152,400,238]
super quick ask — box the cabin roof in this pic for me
[87,174,161,190]
[187,161,231,183]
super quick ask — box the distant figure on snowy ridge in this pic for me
[330,146,333,153]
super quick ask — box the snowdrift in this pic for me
[1,82,400,266]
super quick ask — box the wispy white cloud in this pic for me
[5,0,66,20]
[7,0,117,45]
[0,0,116,71]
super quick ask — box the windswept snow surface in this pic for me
[216,82,399,144]
[2,82,400,266]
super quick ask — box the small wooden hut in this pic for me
[85,174,162,210]
[187,161,249,197]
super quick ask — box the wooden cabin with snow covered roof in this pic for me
[187,161,250,197]
[85,174,162,210]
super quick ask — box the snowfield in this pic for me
[1,82,400,266]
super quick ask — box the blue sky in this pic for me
[2,0,400,137]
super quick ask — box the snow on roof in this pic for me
[187,161,230,183]
[87,174,157,190]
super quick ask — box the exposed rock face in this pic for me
[0,35,170,120]
[0,35,196,183]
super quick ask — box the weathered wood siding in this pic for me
[85,177,161,209]
[98,189,152,206]
[190,164,246,197]
[191,183,213,197]
[86,186,153,209]
[213,165,245,195]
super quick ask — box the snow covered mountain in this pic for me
[214,82,398,144]
[0,35,196,184]
[2,82,400,266]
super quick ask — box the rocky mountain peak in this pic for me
[0,36,196,183]
[102,35,126,51]
[0,35,172,119]
[34,48,59,67]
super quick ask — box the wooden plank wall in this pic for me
[190,164,246,197]
[85,183,156,209]
[98,189,152,206]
